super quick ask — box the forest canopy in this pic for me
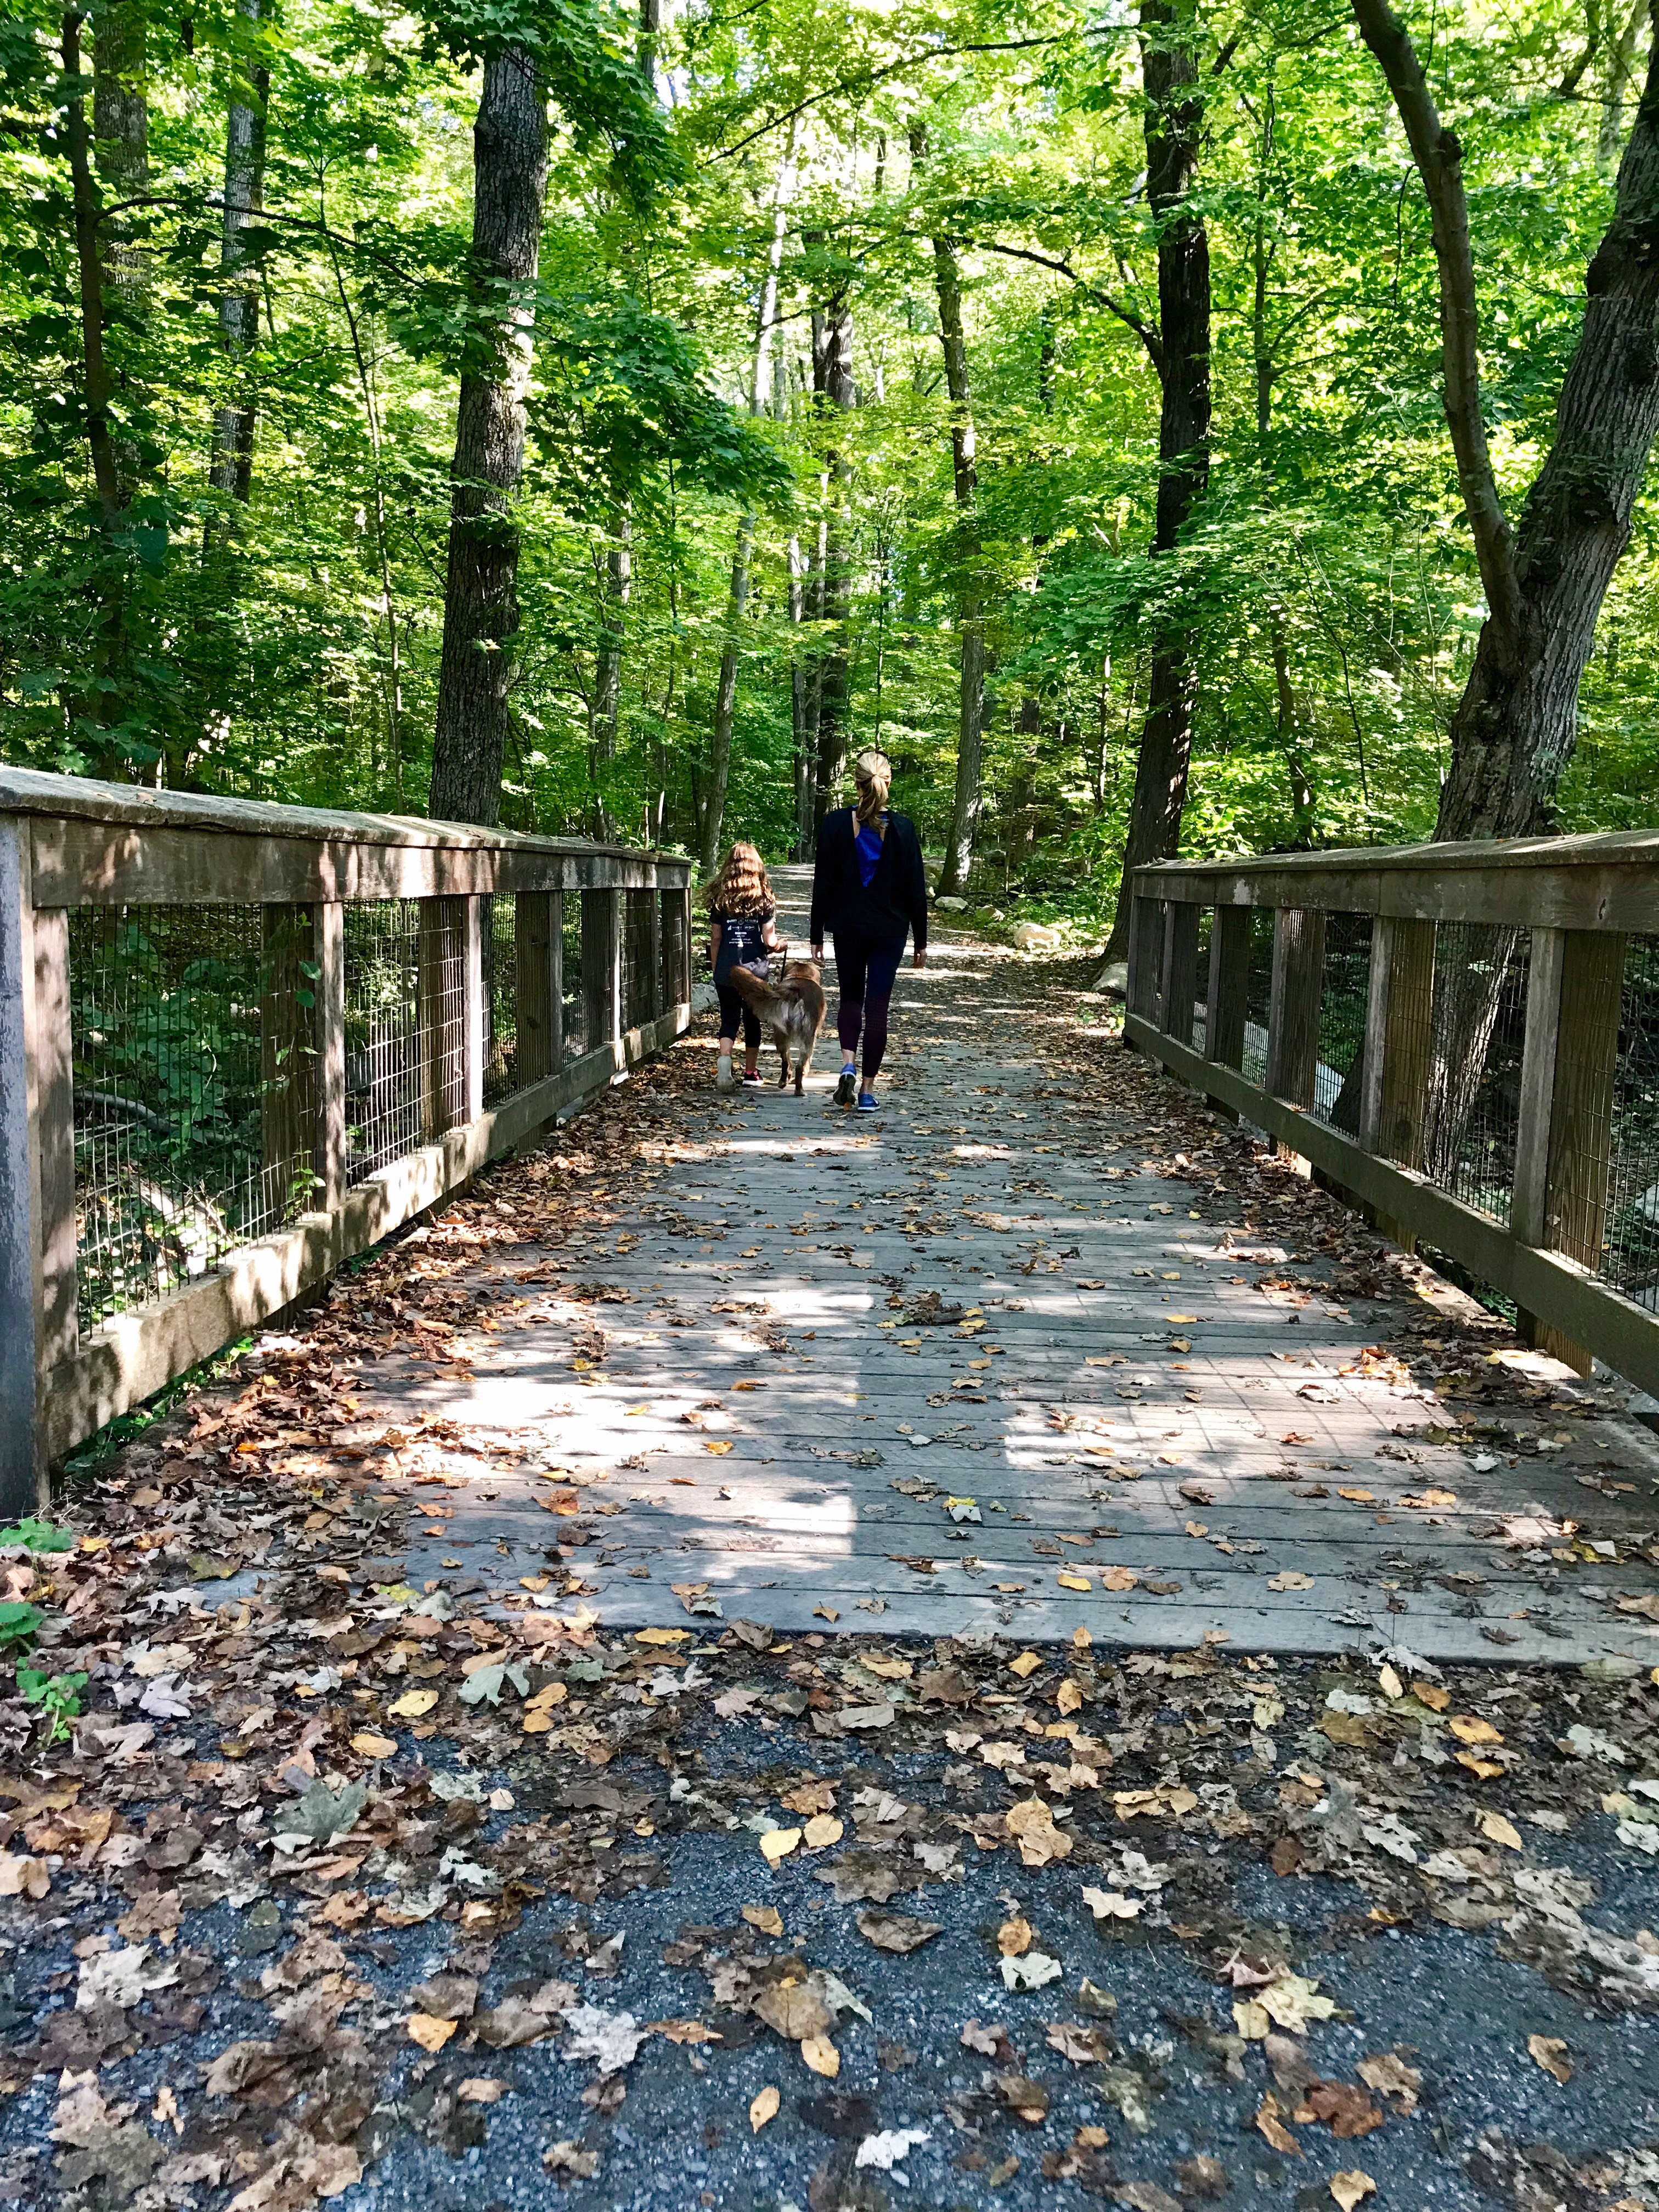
[2,0,1657,916]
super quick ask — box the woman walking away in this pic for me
[809,748,928,1113]
[707,842,781,1091]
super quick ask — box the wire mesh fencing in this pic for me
[70,904,317,1329]
[1604,934,1659,1307]
[483,895,518,1109]
[661,888,686,1010]
[1241,907,1274,1084]
[623,889,656,1033]
[562,896,588,1059]
[1421,923,1530,1226]
[1310,911,1372,1130]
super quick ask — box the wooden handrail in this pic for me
[0,772,696,1513]
[1126,835,1659,1397]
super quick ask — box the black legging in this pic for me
[834,934,905,1082]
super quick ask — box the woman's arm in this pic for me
[809,815,836,957]
[900,819,929,955]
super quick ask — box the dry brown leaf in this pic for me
[349,1731,397,1759]
[997,1916,1034,1957]
[1009,1651,1043,1678]
[750,2085,780,2132]
[1330,2172,1376,2211]
[803,1815,843,1849]
[1477,1810,1523,1852]
[742,1904,783,1936]
[800,2035,839,2078]
[1527,2034,1572,2084]
[1255,2094,1301,2156]
[1449,1716,1503,1746]
[407,2013,458,2053]
[759,1829,802,1865]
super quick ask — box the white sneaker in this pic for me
[716,1054,735,1092]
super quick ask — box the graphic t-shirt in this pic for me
[714,905,774,979]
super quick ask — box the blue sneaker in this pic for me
[856,1091,878,1114]
[834,1066,857,1108]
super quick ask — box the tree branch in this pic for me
[706,37,1075,164]
[1351,0,1522,652]
[890,228,1165,375]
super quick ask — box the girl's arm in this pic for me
[709,917,723,967]
[761,915,780,948]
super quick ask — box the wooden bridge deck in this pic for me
[356,867,1659,1663]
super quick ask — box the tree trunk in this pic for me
[63,9,131,774]
[430,50,548,827]
[913,124,986,898]
[1599,0,1650,172]
[704,126,797,874]
[206,0,268,523]
[789,531,814,856]
[1104,0,1212,958]
[590,499,629,834]
[812,285,856,822]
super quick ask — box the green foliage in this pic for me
[0,1604,44,1650]
[0,0,1653,887]
[15,1667,87,1742]
[0,1520,74,1554]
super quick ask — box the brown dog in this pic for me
[726,957,826,1095]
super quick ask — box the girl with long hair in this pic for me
[809,749,928,1113]
[706,842,780,1090]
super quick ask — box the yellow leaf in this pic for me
[1477,1810,1523,1852]
[1071,1626,1092,1650]
[750,2085,781,2132]
[388,1689,439,1719]
[351,1731,398,1759]
[1102,1566,1138,1592]
[1057,1571,1092,1592]
[997,1915,1032,1956]
[1414,1683,1451,1711]
[1330,2172,1376,2212]
[1376,1664,1403,1701]
[635,1628,689,1646]
[814,1605,839,1622]
[760,1829,802,1866]
[803,1815,843,1849]
[1268,1570,1314,1592]
[800,2035,839,2078]
[408,2014,458,2053]
[1008,1651,1043,1678]
[525,1681,568,1711]
[704,1441,734,1455]
[1185,1520,1209,1538]
[1449,1716,1503,1746]
[1057,1678,1083,1715]
[742,1905,784,1936]
[1339,1487,1376,1504]
[1457,1753,1504,1779]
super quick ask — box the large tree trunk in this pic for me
[913,125,986,898]
[811,286,856,823]
[704,127,797,874]
[206,0,268,524]
[1351,0,1659,1187]
[789,530,814,856]
[430,50,548,827]
[1104,0,1212,958]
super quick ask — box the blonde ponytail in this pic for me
[853,748,891,828]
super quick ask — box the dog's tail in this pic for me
[727,966,768,1007]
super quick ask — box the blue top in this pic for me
[855,819,884,888]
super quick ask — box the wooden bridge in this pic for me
[3,775,1658,1662]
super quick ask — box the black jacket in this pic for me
[810,808,928,953]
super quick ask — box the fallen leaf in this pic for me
[742,1905,784,1937]
[349,1731,397,1759]
[803,1815,843,1849]
[1330,2172,1376,2211]
[1449,1716,1503,1746]
[1477,1810,1524,1852]
[1081,1887,1142,1921]
[800,2035,840,2078]
[457,2079,508,2104]
[1057,1571,1092,1592]
[1001,1950,1063,1992]
[750,2085,781,2132]
[1527,2034,1572,2084]
[407,2013,457,2053]
[760,1828,802,1866]
[997,1916,1033,1956]
[1268,1571,1314,1592]
[1009,1651,1043,1678]
[1255,2092,1301,2155]
[387,1689,439,1719]
[857,1910,943,1954]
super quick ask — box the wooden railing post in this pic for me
[314,901,345,1214]
[1514,927,1625,1374]
[1158,901,1200,1047]
[680,883,693,1003]
[1265,906,1325,1107]
[418,898,458,1140]
[1204,905,1250,1071]
[582,884,622,1057]
[0,822,72,1512]
[1126,894,1163,1026]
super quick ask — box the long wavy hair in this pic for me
[706,840,774,917]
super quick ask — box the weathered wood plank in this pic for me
[1266,907,1324,1108]
[1530,929,1627,1373]
[1204,905,1249,1076]
[0,822,48,1513]
[1159,901,1200,1048]
[1126,896,1164,1025]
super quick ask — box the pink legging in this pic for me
[833,935,905,1082]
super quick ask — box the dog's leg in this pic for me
[796,1041,813,1096]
